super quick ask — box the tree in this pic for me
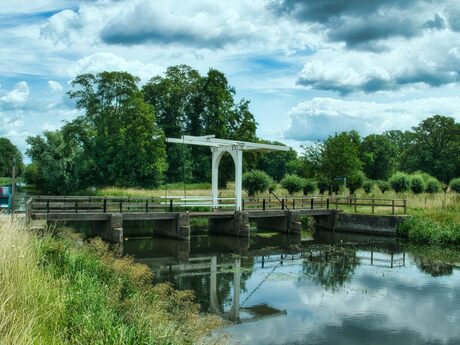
[26,130,82,194]
[317,178,329,195]
[0,137,24,177]
[303,179,317,195]
[362,180,374,194]
[410,175,426,194]
[377,180,390,194]
[281,174,304,195]
[360,134,397,180]
[405,115,460,182]
[425,177,442,194]
[390,172,411,193]
[242,170,272,196]
[257,144,299,181]
[62,71,166,189]
[347,170,365,194]
[449,178,460,193]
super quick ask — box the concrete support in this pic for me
[254,210,301,234]
[110,213,123,243]
[153,213,190,241]
[208,211,250,237]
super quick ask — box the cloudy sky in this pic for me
[2,0,460,154]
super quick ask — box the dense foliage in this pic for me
[242,170,272,196]
[389,172,411,193]
[450,178,460,193]
[281,174,304,195]
[0,137,23,177]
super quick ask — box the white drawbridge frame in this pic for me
[165,135,289,210]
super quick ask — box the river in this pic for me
[123,229,460,345]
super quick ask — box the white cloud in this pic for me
[0,81,30,108]
[47,80,62,92]
[68,52,163,82]
[285,96,460,141]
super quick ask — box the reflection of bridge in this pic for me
[132,236,405,323]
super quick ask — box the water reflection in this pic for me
[123,230,460,345]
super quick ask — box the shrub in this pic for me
[425,177,442,194]
[24,163,38,185]
[302,179,317,195]
[450,178,460,193]
[362,180,374,194]
[390,172,411,193]
[317,178,329,195]
[410,175,426,194]
[377,180,390,194]
[347,170,365,194]
[397,216,460,244]
[281,174,304,195]
[242,170,272,196]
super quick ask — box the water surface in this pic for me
[124,230,460,345]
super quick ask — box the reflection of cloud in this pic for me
[226,257,460,345]
[284,97,460,141]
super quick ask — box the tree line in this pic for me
[0,65,459,195]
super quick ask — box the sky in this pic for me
[2,0,460,156]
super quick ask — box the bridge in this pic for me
[26,194,407,242]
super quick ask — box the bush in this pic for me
[425,177,442,194]
[242,170,272,196]
[317,178,329,195]
[410,175,426,194]
[397,216,460,244]
[377,180,390,194]
[281,174,304,195]
[390,172,411,193]
[24,163,38,185]
[450,178,460,193]
[302,179,317,195]
[347,170,365,194]
[362,180,374,194]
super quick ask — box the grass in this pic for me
[0,216,224,345]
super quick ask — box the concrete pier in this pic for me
[208,211,250,237]
[254,210,302,234]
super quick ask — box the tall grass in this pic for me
[0,216,224,345]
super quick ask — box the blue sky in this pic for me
[2,0,460,155]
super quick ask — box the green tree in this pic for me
[347,170,365,194]
[65,71,166,188]
[302,179,317,195]
[242,170,272,196]
[362,180,374,194]
[0,138,23,177]
[376,180,390,194]
[257,144,299,181]
[425,177,442,194]
[360,134,397,180]
[405,115,460,182]
[281,174,304,195]
[390,172,411,193]
[449,178,460,193]
[410,175,426,194]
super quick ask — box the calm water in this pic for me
[123,230,460,345]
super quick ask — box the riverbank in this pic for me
[0,216,223,345]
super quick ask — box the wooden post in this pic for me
[354,197,357,212]
[10,158,15,215]
[242,198,245,210]
[292,199,295,210]
[281,199,285,210]
[392,199,395,215]
[46,200,50,213]
[310,198,314,209]
[119,200,123,213]
[262,198,266,211]
[169,199,173,212]
[403,199,407,214]
[326,198,329,209]
[371,197,375,214]
[103,198,107,213]
[145,199,149,212]
[75,200,78,213]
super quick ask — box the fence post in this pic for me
[403,198,407,214]
[392,199,395,215]
[326,198,329,209]
[119,200,123,213]
[103,198,107,213]
[169,199,173,212]
[310,198,314,210]
[145,199,149,213]
[354,197,357,212]
[371,197,375,214]
[46,200,50,214]
[281,199,285,210]
[263,198,266,211]
[293,199,295,210]
[75,200,78,213]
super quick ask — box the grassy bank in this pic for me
[0,216,223,345]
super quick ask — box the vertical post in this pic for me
[354,197,357,212]
[234,148,243,211]
[145,199,149,212]
[292,199,295,210]
[242,198,245,210]
[263,198,266,211]
[46,200,50,213]
[281,199,285,210]
[169,199,173,212]
[75,200,78,213]
[10,157,15,215]
[392,199,395,215]
[119,200,122,213]
[403,199,407,214]
[372,198,375,214]
[103,198,107,213]
[211,148,220,209]
[326,198,329,209]
[310,198,314,209]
